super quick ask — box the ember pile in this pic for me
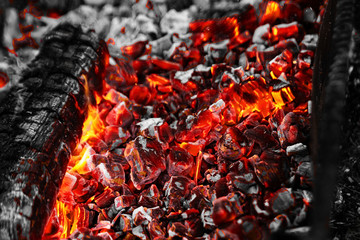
[11,0,324,239]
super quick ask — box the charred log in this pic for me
[312,0,355,239]
[0,23,108,240]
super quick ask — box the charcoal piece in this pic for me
[212,192,245,225]
[277,112,306,147]
[167,146,194,176]
[0,23,108,239]
[124,136,166,190]
[217,127,249,161]
[244,125,279,150]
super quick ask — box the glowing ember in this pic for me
[37,0,326,239]
[0,71,9,88]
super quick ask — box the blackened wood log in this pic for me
[311,0,355,239]
[0,23,108,240]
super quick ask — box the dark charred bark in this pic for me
[0,23,108,240]
[312,0,355,239]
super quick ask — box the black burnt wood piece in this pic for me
[312,0,355,239]
[0,23,108,240]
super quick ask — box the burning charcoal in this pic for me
[164,175,195,199]
[148,220,166,239]
[104,88,129,105]
[286,143,308,156]
[265,188,296,215]
[71,205,97,232]
[296,161,313,188]
[124,136,166,190]
[168,222,188,238]
[92,162,125,189]
[300,34,318,51]
[137,118,164,137]
[259,0,281,25]
[216,215,265,240]
[58,172,77,196]
[236,112,262,132]
[104,126,130,149]
[188,185,212,210]
[244,125,279,149]
[226,159,259,195]
[277,112,306,147]
[205,169,221,184]
[268,54,292,78]
[211,192,244,225]
[118,214,133,232]
[217,127,249,161]
[68,227,101,240]
[133,206,152,226]
[297,50,314,70]
[202,152,217,165]
[167,146,194,176]
[271,22,300,43]
[269,108,285,130]
[201,207,215,230]
[129,85,151,105]
[154,122,174,148]
[214,177,230,198]
[138,184,162,207]
[252,24,271,45]
[204,40,229,63]
[94,188,116,208]
[151,58,182,71]
[72,177,98,202]
[114,195,137,210]
[106,102,134,128]
[164,176,195,212]
[132,225,149,240]
[269,214,291,234]
[185,218,204,237]
[167,209,198,222]
[97,232,114,240]
[147,206,164,220]
[252,153,289,189]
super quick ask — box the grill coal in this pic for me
[0,0,355,239]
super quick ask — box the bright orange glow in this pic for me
[146,74,171,88]
[195,151,203,185]
[271,86,295,108]
[81,106,105,143]
[71,146,95,174]
[178,141,204,156]
[0,71,9,88]
[56,200,74,238]
[259,1,281,25]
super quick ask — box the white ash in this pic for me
[160,9,191,35]
[209,99,226,113]
[137,117,164,136]
[286,143,308,156]
[132,225,147,240]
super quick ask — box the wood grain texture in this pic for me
[0,23,108,240]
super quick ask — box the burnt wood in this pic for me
[0,23,108,239]
[312,0,355,239]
